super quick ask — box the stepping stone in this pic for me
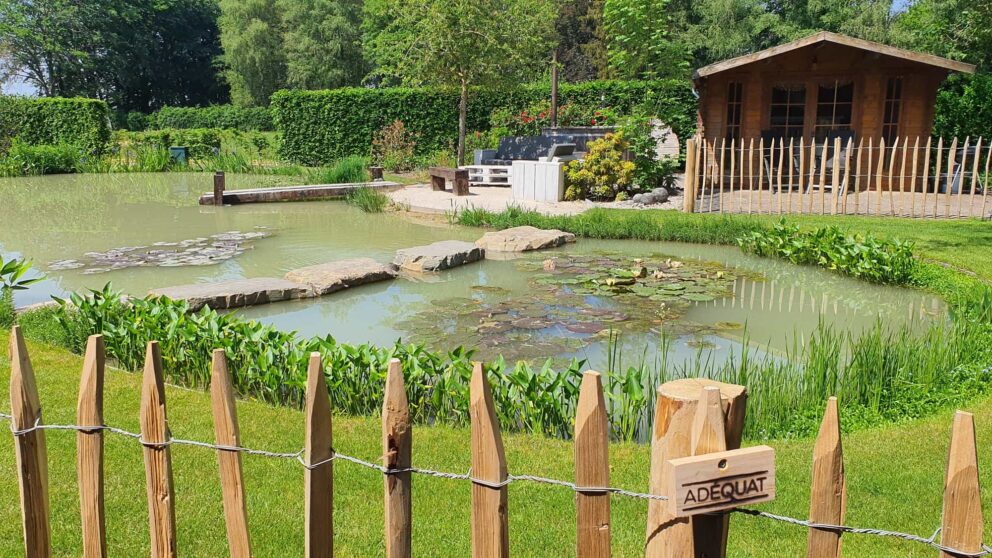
[149,278,311,311]
[285,257,398,295]
[393,240,484,272]
[475,226,576,253]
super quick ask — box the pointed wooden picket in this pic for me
[304,352,333,558]
[383,358,412,558]
[210,349,252,558]
[575,371,610,558]
[140,341,177,558]
[940,411,983,558]
[806,397,845,558]
[690,387,728,558]
[77,335,106,558]
[10,326,51,558]
[470,362,509,558]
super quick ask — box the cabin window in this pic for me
[769,85,806,138]
[814,81,854,139]
[725,82,744,140]
[882,77,902,144]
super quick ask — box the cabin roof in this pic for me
[693,31,976,79]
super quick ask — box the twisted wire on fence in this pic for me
[2,410,991,556]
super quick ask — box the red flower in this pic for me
[591,118,597,125]
[538,112,547,118]
[595,111,602,116]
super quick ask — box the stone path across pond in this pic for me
[147,226,577,311]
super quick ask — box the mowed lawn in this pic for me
[2,331,992,557]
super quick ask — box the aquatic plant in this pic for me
[28,282,990,442]
[345,186,390,213]
[0,256,42,328]
[310,155,370,185]
[737,221,916,284]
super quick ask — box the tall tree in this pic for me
[0,0,226,111]
[280,0,366,90]
[892,0,991,68]
[218,0,286,106]
[603,0,690,79]
[365,0,556,165]
[671,0,784,67]
[555,0,609,81]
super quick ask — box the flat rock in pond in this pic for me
[285,257,398,295]
[149,278,311,311]
[393,240,484,272]
[475,226,576,253]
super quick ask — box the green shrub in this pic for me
[737,221,917,284]
[371,120,419,172]
[0,140,84,175]
[272,80,695,165]
[619,115,679,191]
[489,101,620,137]
[564,132,635,201]
[116,128,222,159]
[0,96,111,154]
[345,186,390,213]
[934,73,992,139]
[154,105,274,131]
[125,111,151,131]
[311,155,370,184]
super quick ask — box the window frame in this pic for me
[813,80,855,140]
[725,81,744,141]
[882,76,903,144]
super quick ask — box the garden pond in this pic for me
[0,173,945,370]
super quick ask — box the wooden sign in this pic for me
[667,446,775,518]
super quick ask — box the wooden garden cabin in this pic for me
[693,31,975,145]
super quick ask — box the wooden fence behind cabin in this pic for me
[682,135,992,220]
[4,326,988,557]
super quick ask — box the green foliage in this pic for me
[273,80,696,165]
[0,256,42,328]
[934,73,992,138]
[0,291,12,330]
[154,105,275,131]
[737,221,917,284]
[0,140,84,176]
[0,96,111,154]
[124,111,151,132]
[345,186,390,213]
[371,120,418,172]
[604,0,690,78]
[115,128,222,159]
[564,132,636,201]
[619,115,679,190]
[312,155,370,184]
[0,0,226,112]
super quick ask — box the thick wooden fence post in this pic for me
[940,411,983,558]
[575,371,610,558]
[684,139,698,214]
[645,379,746,558]
[470,362,509,558]
[140,341,177,558]
[807,397,845,558]
[304,352,333,558]
[383,358,412,558]
[210,349,252,558]
[77,335,106,558]
[691,387,729,557]
[10,326,51,558]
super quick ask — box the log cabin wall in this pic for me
[696,41,951,145]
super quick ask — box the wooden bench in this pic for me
[429,166,470,196]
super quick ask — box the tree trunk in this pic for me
[458,77,468,167]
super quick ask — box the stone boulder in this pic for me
[475,226,576,253]
[149,278,311,311]
[285,257,398,295]
[393,240,484,272]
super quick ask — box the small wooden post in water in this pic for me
[210,349,252,558]
[304,352,334,558]
[807,397,845,558]
[470,362,509,558]
[940,411,984,558]
[383,358,412,558]
[140,341,177,558]
[77,335,107,558]
[575,371,611,558]
[213,171,226,206]
[10,326,51,558]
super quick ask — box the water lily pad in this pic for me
[683,293,716,302]
[565,322,607,334]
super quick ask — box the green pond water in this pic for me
[0,172,945,370]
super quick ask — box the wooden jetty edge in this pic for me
[198,181,401,205]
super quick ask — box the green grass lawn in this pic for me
[3,331,992,557]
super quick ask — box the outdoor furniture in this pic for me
[511,160,565,202]
[538,143,577,162]
[429,167,470,196]
[937,145,987,195]
[462,165,511,186]
[474,134,574,166]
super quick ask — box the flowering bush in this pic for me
[563,132,635,201]
[490,101,620,137]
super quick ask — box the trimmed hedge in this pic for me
[115,128,223,159]
[154,105,274,131]
[0,96,111,154]
[273,80,696,165]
